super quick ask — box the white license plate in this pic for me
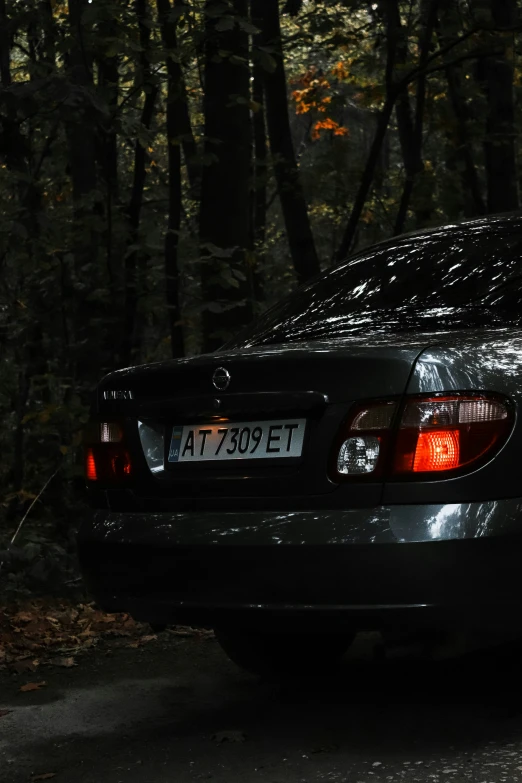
[168,419,307,463]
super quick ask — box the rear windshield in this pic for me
[228,224,522,348]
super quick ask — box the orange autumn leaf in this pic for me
[311,118,349,141]
[20,681,47,692]
[292,68,332,115]
[332,61,350,80]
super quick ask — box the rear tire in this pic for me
[214,627,355,676]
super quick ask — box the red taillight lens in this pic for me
[393,394,512,476]
[84,421,132,484]
[412,429,460,472]
[85,448,98,481]
[84,444,132,483]
[111,452,132,476]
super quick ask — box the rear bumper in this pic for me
[77,501,522,631]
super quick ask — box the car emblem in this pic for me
[212,367,231,391]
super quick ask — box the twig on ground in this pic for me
[0,465,62,575]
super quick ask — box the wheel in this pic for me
[214,626,355,675]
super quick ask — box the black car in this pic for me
[78,213,522,673]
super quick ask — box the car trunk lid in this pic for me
[97,335,431,501]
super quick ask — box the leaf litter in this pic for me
[0,599,212,674]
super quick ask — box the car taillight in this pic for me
[393,395,512,476]
[84,420,132,484]
[331,394,513,481]
[85,448,98,481]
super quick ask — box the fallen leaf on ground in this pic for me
[0,709,11,718]
[31,774,56,781]
[138,634,157,645]
[12,611,33,623]
[78,629,97,639]
[100,614,117,624]
[53,609,79,625]
[11,658,39,674]
[20,681,46,692]
[211,730,247,744]
[50,657,76,668]
[78,638,95,649]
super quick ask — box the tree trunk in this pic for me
[159,0,200,196]
[445,65,486,217]
[478,0,518,212]
[121,0,159,366]
[0,0,11,87]
[65,0,103,380]
[250,2,268,305]
[252,64,267,255]
[97,42,119,203]
[66,0,97,209]
[394,0,438,235]
[0,0,29,171]
[336,0,403,261]
[437,1,486,217]
[40,0,56,69]
[10,363,30,494]
[383,0,438,234]
[157,0,187,359]
[97,9,120,314]
[253,0,320,285]
[336,96,397,261]
[388,0,415,194]
[199,0,253,353]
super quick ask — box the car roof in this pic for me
[351,211,522,260]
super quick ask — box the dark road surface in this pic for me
[2,632,522,783]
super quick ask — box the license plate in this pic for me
[168,419,307,463]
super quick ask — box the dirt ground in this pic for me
[3,631,522,783]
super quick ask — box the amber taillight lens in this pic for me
[331,394,513,482]
[83,421,132,484]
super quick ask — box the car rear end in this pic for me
[77,331,522,635]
